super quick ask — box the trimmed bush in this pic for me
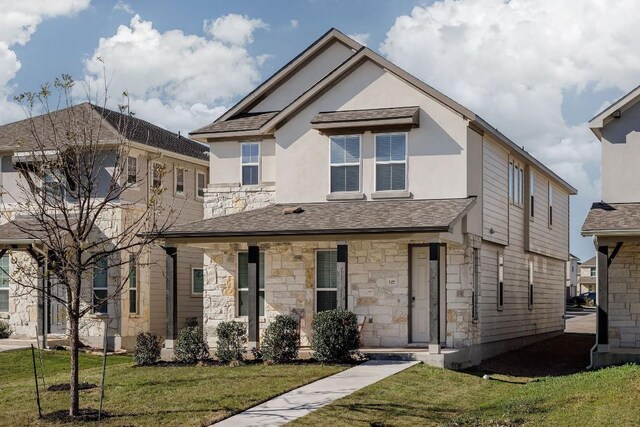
[174,326,210,363]
[215,321,246,363]
[312,309,359,363]
[0,320,12,339]
[262,315,299,363]
[133,332,161,365]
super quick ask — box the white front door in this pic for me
[411,246,430,343]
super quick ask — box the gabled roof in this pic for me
[311,106,420,125]
[582,201,640,236]
[581,256,596,267]
[191,111,278,136]
[0,103,209,161]
[589,84,640,134]
[193,29,576,195]
[162,197,476,240]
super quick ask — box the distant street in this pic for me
[565,309,596,334]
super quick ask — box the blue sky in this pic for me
[4,0,640,261]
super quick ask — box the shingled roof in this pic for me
[0,103,209,161]
[190,111,279,135]
[311,106,420,124]
[582,202,640,235]
[162,197,476,240]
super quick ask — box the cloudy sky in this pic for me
[2,0,638,261]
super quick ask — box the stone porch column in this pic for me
[429,243,441,354]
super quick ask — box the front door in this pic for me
[48,276,67,335]
[411,246,430,343]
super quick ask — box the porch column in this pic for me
[336,244,348,310]
[25,247,47,349]
[247,244,260,348]
[428,243,440,354]
[596,245,609,352]
[164,246,178,348]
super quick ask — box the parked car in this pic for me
[580,292,596,305]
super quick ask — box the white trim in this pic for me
[128,255,139,314]
[195,169,207,200]
[328,134,362,194]
[314,249,338,313]
[374,132,408,192]
[0,254,9,313]
[240,142,260,187]
[174,165,186,197]
[191,267,204,295]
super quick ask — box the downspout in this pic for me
[587,235,598,369]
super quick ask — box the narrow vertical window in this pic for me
[151,162,164,189]
[508,162,514,202]
[127,156,137,184]
[375,133,407,191]
[316,250,338,312]
[43,169,65,203]
[129,256,137,314]
[530,170,535,218]
[548,183,554,227]
[93,257,108,314]
[196,170,206,199]
[528,260,534,310]
[175,167,185,195]
[192,268,204,294]
[241,143,260,186]
[497,254,504,311]
[330,136,360,193]
[0,255,9,312]
[471,248,480,322]
[237,252,264,316]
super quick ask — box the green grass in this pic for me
[0,349,345,426]
[291,364,640,427]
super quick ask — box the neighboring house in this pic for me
[566,254,580,298]
[577,256,596,294]
[583,85,640,367]
[161,29,576,368]
[0,103,209,350]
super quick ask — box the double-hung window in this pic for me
[175,167,185,195]
[330,136,360,193]
[509,161,523,206]
[237,252,264,316]
[375,133,407,191]
[192,268,204,294]
[127,156,137,184]
[129,256,138,314]
[0,255,9,312]
[316,250,337,312]
[196,170,206,199]
[151,162,164,190]
[93,257,108,314]
[241,143,260,186]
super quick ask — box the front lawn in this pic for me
[291,363,640,426]
[0,349,345,426]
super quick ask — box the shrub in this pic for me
[133,332,161,365]
[312,309,359,363]
[174,326,210,363]
[262,315,300,363]
[215,321,246,363]
[0,320,12,339]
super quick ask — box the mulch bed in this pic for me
[471,333,595,378]
[47,382,97,392]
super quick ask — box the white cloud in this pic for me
[83,14,269,134]
[290,19,299,29]
[0,0,90,125]
[348,33,370,46]
[113,0,135,15]
[380,0,640,259]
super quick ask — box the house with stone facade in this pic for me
[582,84,640,367]
[0,103,208,350]
[161,29,576,368]
[577,255,596,294]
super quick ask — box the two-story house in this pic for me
[162,29,576,368]
[583,85,640,367]
[0,103,209,350]
[577,256,596,295]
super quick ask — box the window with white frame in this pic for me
[43,169,65,203]
[192,268,204,294]
[509,161,523,206]
[129,256,138,314]
[548,183,554,227]
[497,254,504,311]
[0,255,9,312]
[127,156,137,184]
[151,162,164,190]
[375,133,407,191]
[196,170,206,199]
[237,252,264,316]
[316,250,337,312]
[529,170,535,218]
[471,247,480,321]
[241,143,260,186]
[330,136,360,193]
[93,257,108,314]
[528,260,534,310]
[590,267,596,277]
[175,166,185,195]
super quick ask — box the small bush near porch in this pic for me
[0,349,345,426]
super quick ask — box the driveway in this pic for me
[565,308,596,334]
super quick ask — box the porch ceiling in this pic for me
[161,197,476,244]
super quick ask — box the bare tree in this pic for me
[1,74,178,416]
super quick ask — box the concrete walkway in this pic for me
[212,359,420,427]
[565,310,596,334]
[0,338,35,353]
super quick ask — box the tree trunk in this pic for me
[69,298,80,416]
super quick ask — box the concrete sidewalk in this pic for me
[212,359,420,427]
[0,338,35,353]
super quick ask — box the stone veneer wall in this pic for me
[203,237,475,349]
[204,184,276,219]
[607,243,640,349]
[4,252,39,336]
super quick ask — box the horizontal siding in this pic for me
[482,138,509,245]
[528,168,569,260]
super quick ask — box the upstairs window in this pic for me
[196,170,207,199]
[175,167,185,195]
[590,267,596,277]
[241,143,260,186]
[151,162,164,190]
[548,183,554,227]
[529,170,535,218]
[127,156,137,184]
[509,160,523,206]
[375,133,407,191]
[0,255,9,313]
[330,135,360,193]
[237,252,264,316]
[43,169,65,203]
